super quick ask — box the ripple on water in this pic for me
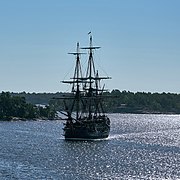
[0,114,180,179]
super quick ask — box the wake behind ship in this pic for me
[60,34,111,140]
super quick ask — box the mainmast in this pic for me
[81,34,101,118]
[81,34,101,92]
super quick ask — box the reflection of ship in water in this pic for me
[61,34,111,140]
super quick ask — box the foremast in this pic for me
[62,42,84,121]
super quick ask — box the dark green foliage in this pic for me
[7,91,180,114]
[0,92,56,120]
[106,90,180,114]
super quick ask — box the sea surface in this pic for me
[0,114,180,180]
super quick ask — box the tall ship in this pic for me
[61,34,111,140]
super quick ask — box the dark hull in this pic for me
[63,117,110,140]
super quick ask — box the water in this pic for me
[0,114,180,179]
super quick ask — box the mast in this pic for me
[62,42,84,120]
[81,34,101,118]
[81,34,100,88]
[68,42,82,92]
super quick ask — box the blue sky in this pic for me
[0,0,180,93]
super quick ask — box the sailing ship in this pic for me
[61,34,111,140]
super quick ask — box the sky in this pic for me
[0,0,180,93]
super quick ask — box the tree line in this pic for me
[104,90,180,114]
[48,90,180,114]
[0,92,56,120]
[1,90,180,120]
